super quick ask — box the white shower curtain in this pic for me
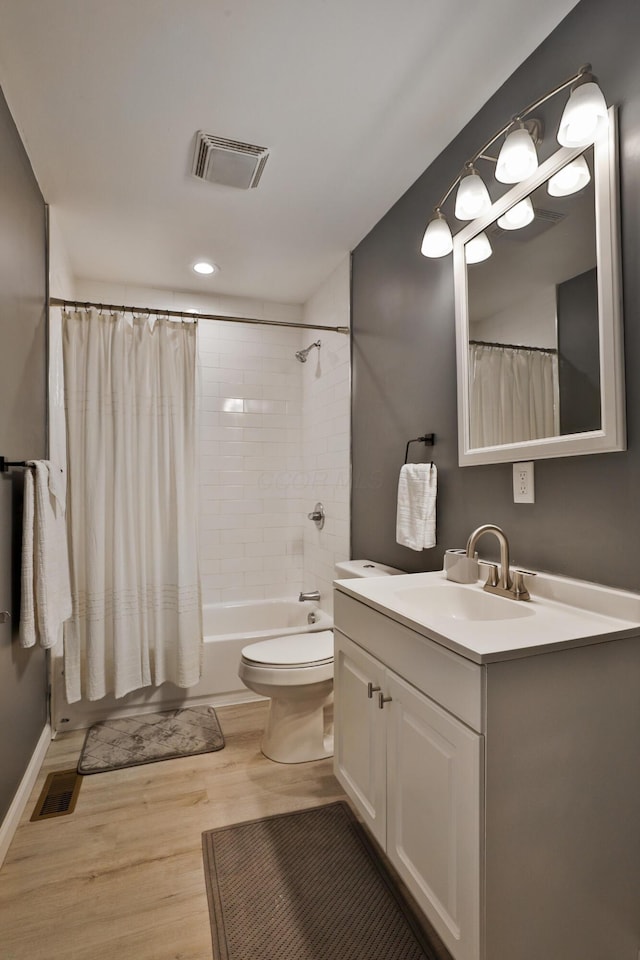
[62,309,202,703]
[469,343,559,448]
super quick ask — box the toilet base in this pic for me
[261,684,334,764]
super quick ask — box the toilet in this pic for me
[238,560,404,763]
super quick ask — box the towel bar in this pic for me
[0,456,30,472]
[404,433,435,464]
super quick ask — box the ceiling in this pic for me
[0,0,579,305]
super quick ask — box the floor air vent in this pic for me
[31,770,82,821]
[191,131,269,189]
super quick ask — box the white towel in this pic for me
[20,460,72,649]
[396,463,437,551]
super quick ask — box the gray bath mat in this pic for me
[78,705,224,774]
[202,801,436,960]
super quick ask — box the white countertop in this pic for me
[334,570,640,663]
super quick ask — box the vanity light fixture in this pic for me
[557,69,608,147]
[454,163,492,220]
[420,64,608,259]
[547,154,591,196]
[421,208,454,258]
[464,231,492,264]
[495,121,540,184]
[496,196,535,231]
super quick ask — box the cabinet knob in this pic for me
[0,611,10,624]
[378,692,392,709]
[367,682,381,699]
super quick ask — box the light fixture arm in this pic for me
[430,64,593,215]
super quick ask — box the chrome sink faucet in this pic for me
[466,524,532,601]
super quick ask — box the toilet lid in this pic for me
[241,630,333,667]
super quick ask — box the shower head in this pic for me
[295,340,321,363]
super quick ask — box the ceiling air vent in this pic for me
[192,132,269,189]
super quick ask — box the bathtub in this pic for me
[50,597,333,733]
[203,597,332,639]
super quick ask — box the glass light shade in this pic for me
[454,171,491,220]
[495,127,539,184]
[497,197,535,231]
[421,214,453,258]
[547,155,591,196]
[465,232,492,264]
[557,81,608,147]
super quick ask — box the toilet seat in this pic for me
[241,630,333,668]
[239,630,334,687]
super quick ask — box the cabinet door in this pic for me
[333,630,387,847]
[385,671,483,960]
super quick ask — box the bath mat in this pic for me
[77,705,224,774]
[201,801,436,960]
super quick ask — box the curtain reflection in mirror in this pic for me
[469,342,559,448]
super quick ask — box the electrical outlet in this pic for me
[513,461,535,503]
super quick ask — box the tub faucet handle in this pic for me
[307,502,325,529]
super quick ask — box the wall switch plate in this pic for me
[513,461,535,503]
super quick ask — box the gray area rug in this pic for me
[78,705,224,774]
[202,801,436,960]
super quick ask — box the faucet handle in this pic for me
[513,569,536,600]
[478,560,499,588]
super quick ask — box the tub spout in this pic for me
[299,590,321,602]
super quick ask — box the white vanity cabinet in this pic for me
[334,582,640,960]
[333,593,484,960]
[333,633,387,846]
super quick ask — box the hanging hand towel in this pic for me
[396,463,437,551]
[20,461,72,649]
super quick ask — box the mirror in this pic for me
[454,106,625,466]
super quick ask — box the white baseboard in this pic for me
[0,724,52,869]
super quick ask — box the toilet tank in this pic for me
[334,560,405,579]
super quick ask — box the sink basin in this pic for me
[391,584,536,622]
[335,568,640,663]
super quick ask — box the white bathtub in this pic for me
[203,597,332,640]
[51,597,333,733]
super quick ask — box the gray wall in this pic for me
[352,0,640,590]
[0,84,48,824]
[557,267,600,434]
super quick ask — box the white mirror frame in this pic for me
[454,106,625,466]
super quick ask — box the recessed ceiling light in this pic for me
[192,261,217,275]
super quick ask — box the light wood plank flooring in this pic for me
[0,701,346,960]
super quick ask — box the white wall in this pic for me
[48,208,76,471]
[469,284,557,349]
[301,257,351,613]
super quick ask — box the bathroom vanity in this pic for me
[333,571,640,960]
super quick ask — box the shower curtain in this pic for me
[469,343,559,448]
[62,309,202,703]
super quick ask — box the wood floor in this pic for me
[0,701,347,960]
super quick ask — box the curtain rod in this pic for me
[469,339,558,355]
[49,298,350,334]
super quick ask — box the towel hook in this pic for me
[404,433,435,464]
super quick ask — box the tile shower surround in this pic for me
[301,331,350,614]
[198,318,350,607]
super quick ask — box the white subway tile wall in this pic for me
[198,318,306,604]
[301,258,351,614]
